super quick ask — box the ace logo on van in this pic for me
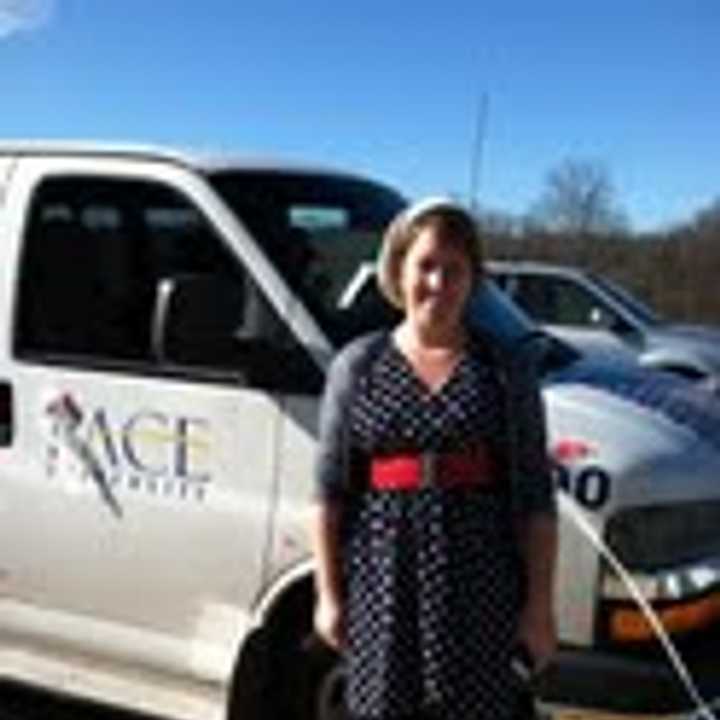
[43,393,212,514]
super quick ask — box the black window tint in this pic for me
[510,276,552,321]
[489,271,511,292]
[15,176,320,393]
[209,171,405,344]
[514,276,606,326]
[16,188,142,360]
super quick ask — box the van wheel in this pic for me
[276,632,346,720]
[227,630,271,720]
[314,653,346,720]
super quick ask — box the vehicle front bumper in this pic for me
[540,630,720,716]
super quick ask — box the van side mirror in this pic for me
[151,274,246,366]
[151,273,324,392]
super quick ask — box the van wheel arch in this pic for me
[228,576,344,720]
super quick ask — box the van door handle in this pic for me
[0,382,12,447]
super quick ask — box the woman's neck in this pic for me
[396,320,467,353]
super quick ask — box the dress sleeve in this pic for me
[510,358,557,517]
[314,347,355,503]
[314,330,386,503]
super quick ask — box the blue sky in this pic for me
[1,0,718,231]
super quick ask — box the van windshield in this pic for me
[209,170,405,342]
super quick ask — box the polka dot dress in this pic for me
[341,338,527,720]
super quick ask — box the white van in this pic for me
[0,142,408,720]
[1,143,720,720]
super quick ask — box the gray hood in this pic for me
[659,323,720,344]
[647,324,720,369]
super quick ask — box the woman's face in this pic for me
[398,224,473,332]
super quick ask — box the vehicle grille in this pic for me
[605,501,720,571]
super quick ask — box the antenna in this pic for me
[468,91,489,214]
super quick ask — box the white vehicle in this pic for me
[0,143,719,720]
[488,259,720,390]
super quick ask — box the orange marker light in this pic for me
[610,592,720,643]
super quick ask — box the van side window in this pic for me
[14,176,321,393]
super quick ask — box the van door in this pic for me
[0,163,322,681]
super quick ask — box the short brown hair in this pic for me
[377,198,483,308]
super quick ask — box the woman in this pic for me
[311,197,557,720]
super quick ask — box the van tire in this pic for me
[274,630,345,720]
[227,629,271,720]
[261,579,346,720]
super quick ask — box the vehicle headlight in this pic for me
[605,501,720,571]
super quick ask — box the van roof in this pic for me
[0,139,359,179]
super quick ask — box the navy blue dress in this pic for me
[340,337,532,720]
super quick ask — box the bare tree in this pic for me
[692,197,720,234]
[476,207,521,237]
[530,158,628,236]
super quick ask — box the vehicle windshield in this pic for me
[209,170,405,343]
[589,272,663,327]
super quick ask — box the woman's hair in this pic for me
[377,197,484,308]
